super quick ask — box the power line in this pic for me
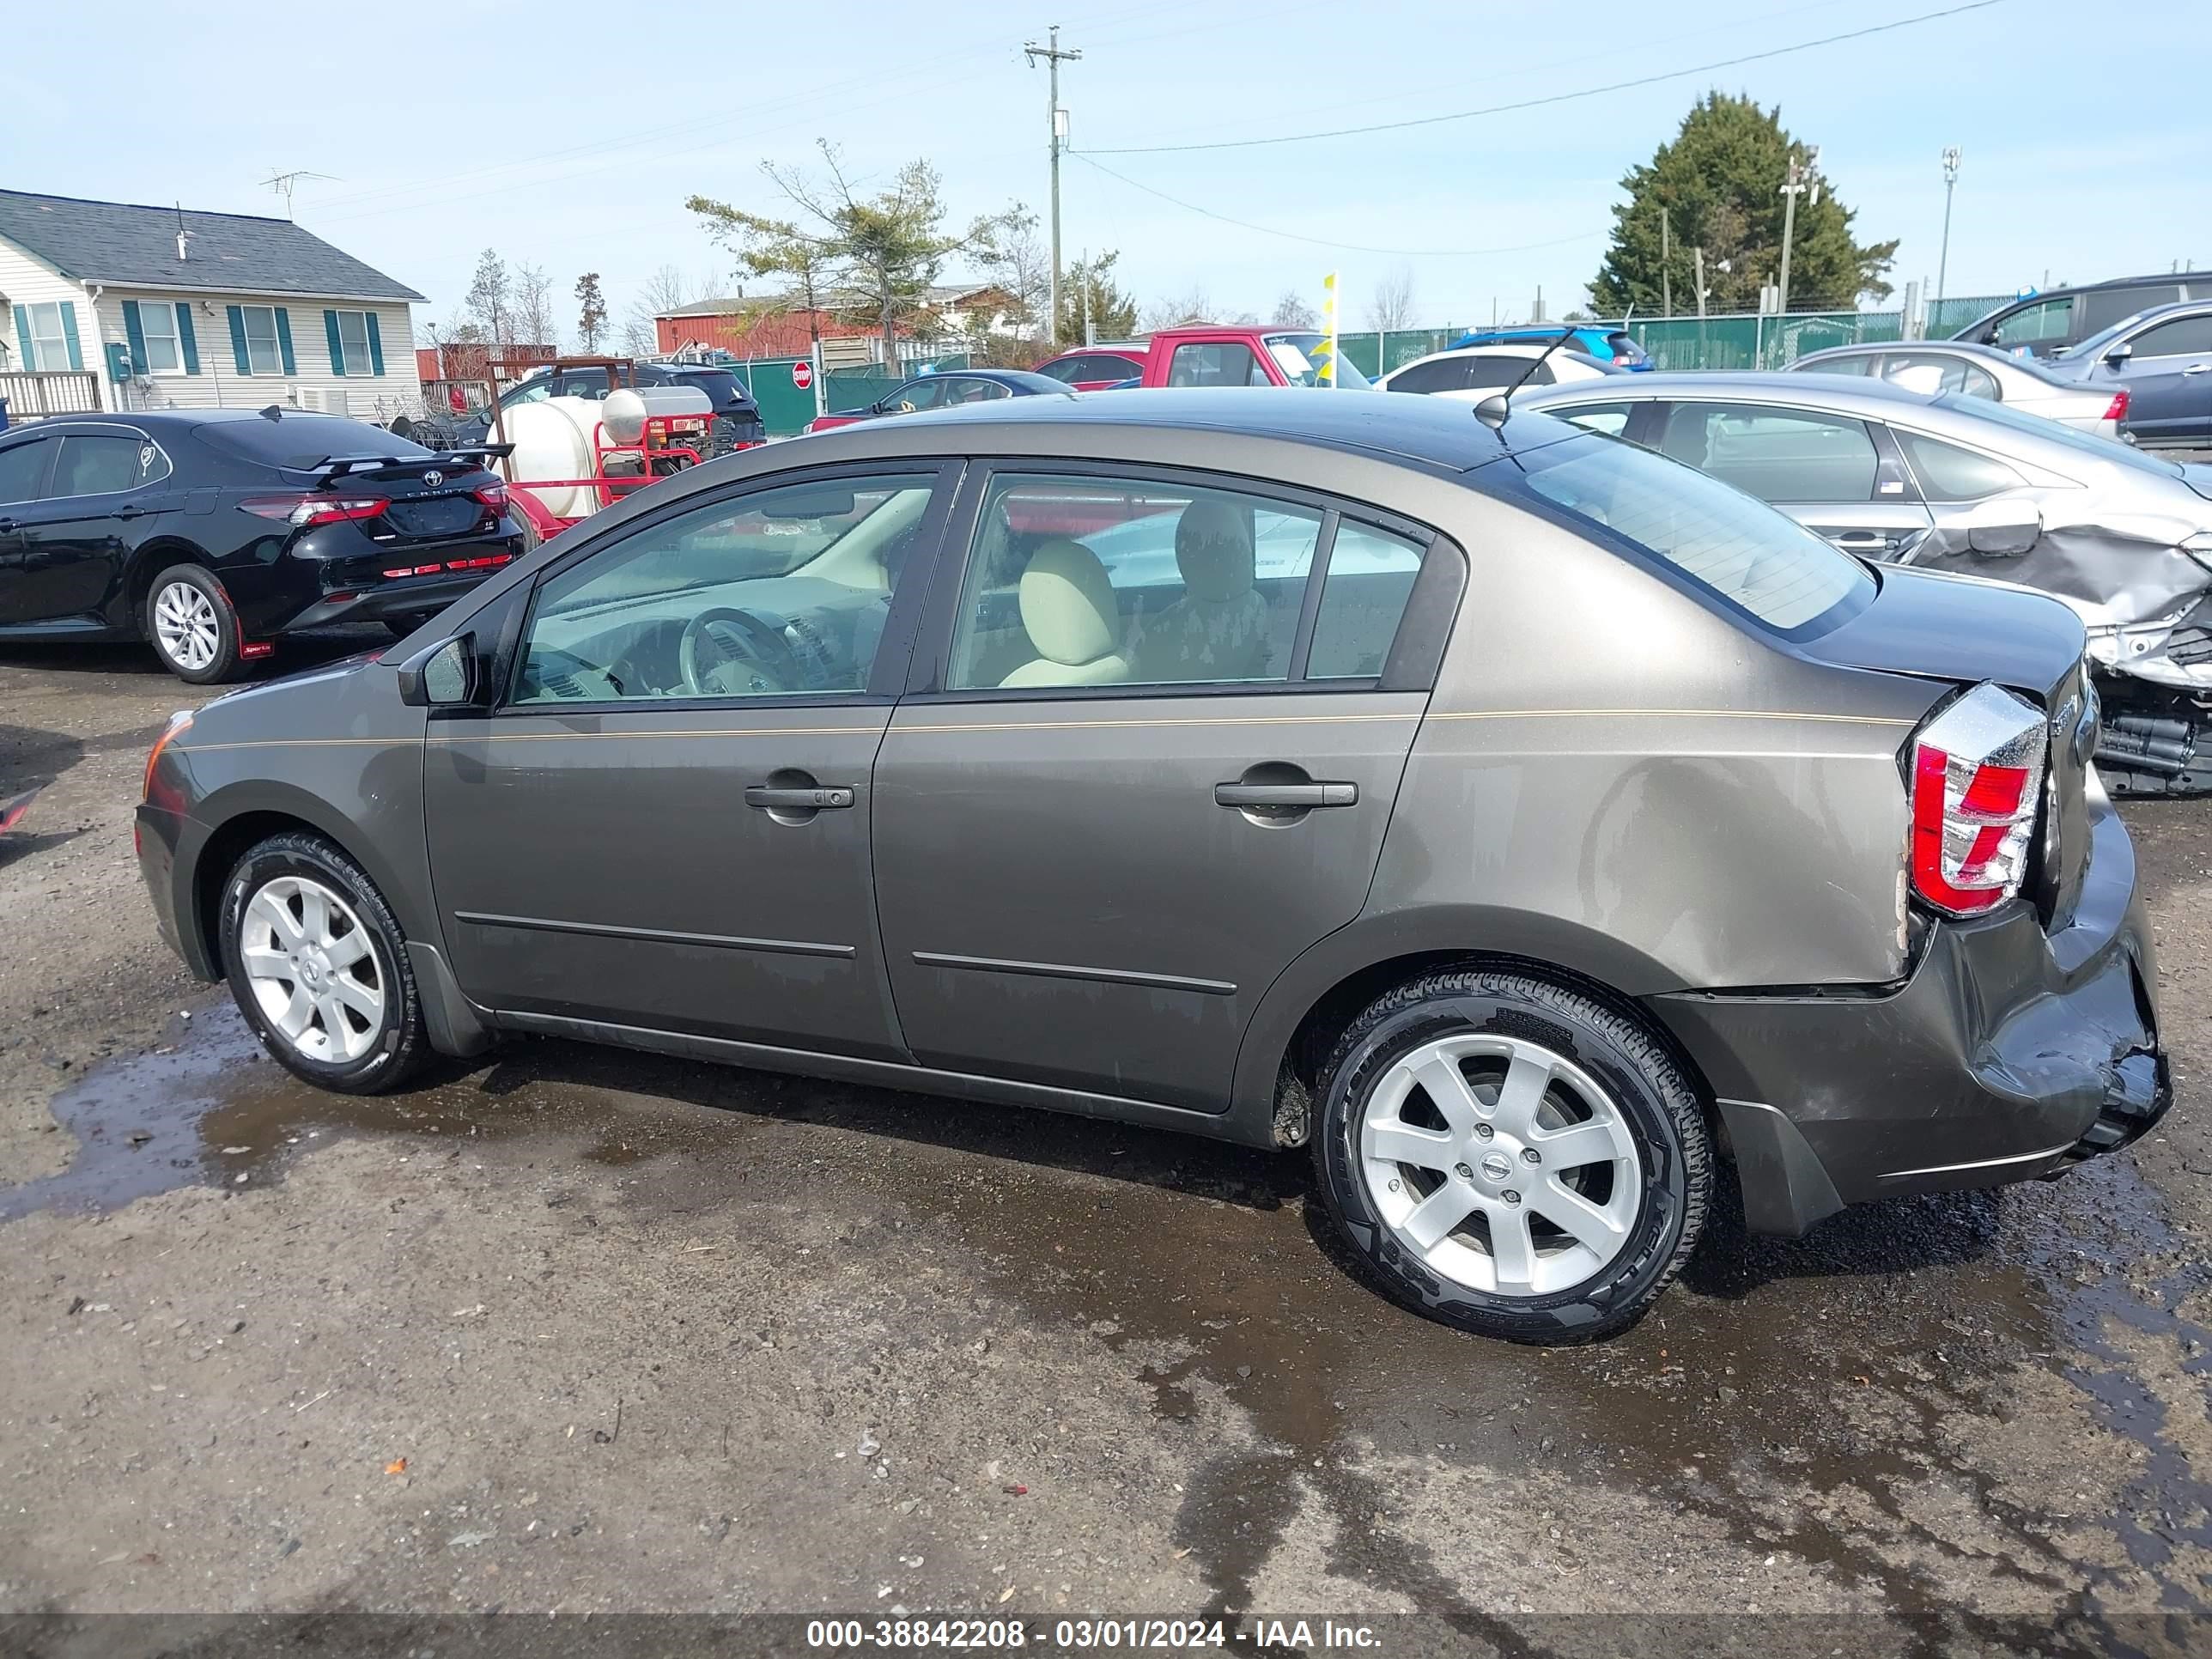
[1085,0,2002,155]
[1070,153,1603,258]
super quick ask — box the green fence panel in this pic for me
[1924,294,2014,337]
[727,359,817,437]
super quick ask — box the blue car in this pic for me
[1448,325,1652,370]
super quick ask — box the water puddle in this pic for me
[5,991,2205,1644]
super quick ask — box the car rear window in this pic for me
[193,415,428,471]
[1512,433,1875,638]
[678,368,753,405]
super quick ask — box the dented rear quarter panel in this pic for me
[1377,495,1944,994]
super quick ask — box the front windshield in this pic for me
[1513,432,1874,638]
[1927,392,2182,477]
[1267,333,1373,389]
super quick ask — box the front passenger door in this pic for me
[423,465,955,1055]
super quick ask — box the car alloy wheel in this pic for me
[153,580,222,672]
[1358,1033,1642,1297]
[237,874,386,1063]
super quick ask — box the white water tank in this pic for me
[601,384,713,446]
[502,397,605,520]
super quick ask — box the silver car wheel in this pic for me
[153,580,221,672]
[237,875,385,1064]
[1358,1033,1644,1298]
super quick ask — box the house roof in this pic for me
[0,189,424,302]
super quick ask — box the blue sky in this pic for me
[4,0,2204,337]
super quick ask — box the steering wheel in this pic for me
[679,606,803,697]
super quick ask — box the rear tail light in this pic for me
[2102,390,2130,423]
[241,494,389,527]
[1908,682,2047,916]
[472,483,508,512]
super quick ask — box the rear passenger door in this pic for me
[1654,401,1930,562]
[871,465,1457,1113]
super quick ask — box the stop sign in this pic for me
[792,360,814,391]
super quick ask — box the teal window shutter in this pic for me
[14,303,33,370]
[365,313,386,375]
[122,301,148,376]
[175,304,200,374]
[227,306,250,373]
[58,301,82,370]
[323,309,346,375]
[274,308,296,375]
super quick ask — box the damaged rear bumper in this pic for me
[1646,797,2170,1237]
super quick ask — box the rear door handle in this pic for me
[112,503,149,521]
[744,785,854,810]
[1214,781,1358,809]
[2185,362,2211,374]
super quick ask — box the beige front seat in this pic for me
[1133,499,1272,683]
[998,538,1132,688]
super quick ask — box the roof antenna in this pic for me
[1475,324,1577,428]
[173,202,191,263]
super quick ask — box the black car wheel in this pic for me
[219,831,429,1095]
[1313,967,1710,1345]
[145,563,244,684]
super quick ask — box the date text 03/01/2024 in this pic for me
[803,1618,1383,1650]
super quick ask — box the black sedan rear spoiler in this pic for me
[314,445,515,484]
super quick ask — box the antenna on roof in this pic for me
[260,169,337,220]
[1474,325,1578,428]
[173,202,191,263]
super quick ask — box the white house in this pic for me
[0,189,424,422]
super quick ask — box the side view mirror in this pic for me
[396,634,476,707]
[2104,343,2133,365]
[1964,498,2041,557]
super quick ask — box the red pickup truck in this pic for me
[1036,327,1372,391]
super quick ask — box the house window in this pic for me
[27,302,72,371]
[334,308,373,374]
[240,306,283,374]
[137,303,181,374]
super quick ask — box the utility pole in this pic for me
[1024,27,1081,350]
[1936,147,1961,305]
[1660,210,1672,319]
[1692,246,1707,319]
[1777,146,1819,318]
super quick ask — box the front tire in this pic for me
[1313,968,1710,1345]
[145,564,242,684]
[219,833,428,1095]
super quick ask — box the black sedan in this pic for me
[0,410,525,683]
[805,368,1073,432]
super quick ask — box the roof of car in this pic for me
[919,368,1073,392]
[789,386,1585,475]
[1522,369,1936,408]
[2,407,369,434]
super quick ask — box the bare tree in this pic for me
[621,264,693,358]
[463,249,511,348]
[1364,264,1418,332]
[1140,285,1213,331]
[574,272,608,352]
[1271,289,1318,330]
[975,207,1049,346]
[509,263,559,352]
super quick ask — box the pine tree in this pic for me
[1590,93,1897,316]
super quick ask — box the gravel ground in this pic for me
[1,633,2206,1655]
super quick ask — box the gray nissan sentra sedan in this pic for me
[135,389,2171,1344]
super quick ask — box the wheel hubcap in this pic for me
[1358,1033,1643,1298]
[238,876,384,1063]
[153,581,221,671]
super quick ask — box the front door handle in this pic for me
[1214,781,1357,809]
[1827,532,1893,553]
[744,785,854,810]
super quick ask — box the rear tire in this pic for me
[145,564,243,684]
[219,832,428,1095]
[1312,967,1710,1345]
